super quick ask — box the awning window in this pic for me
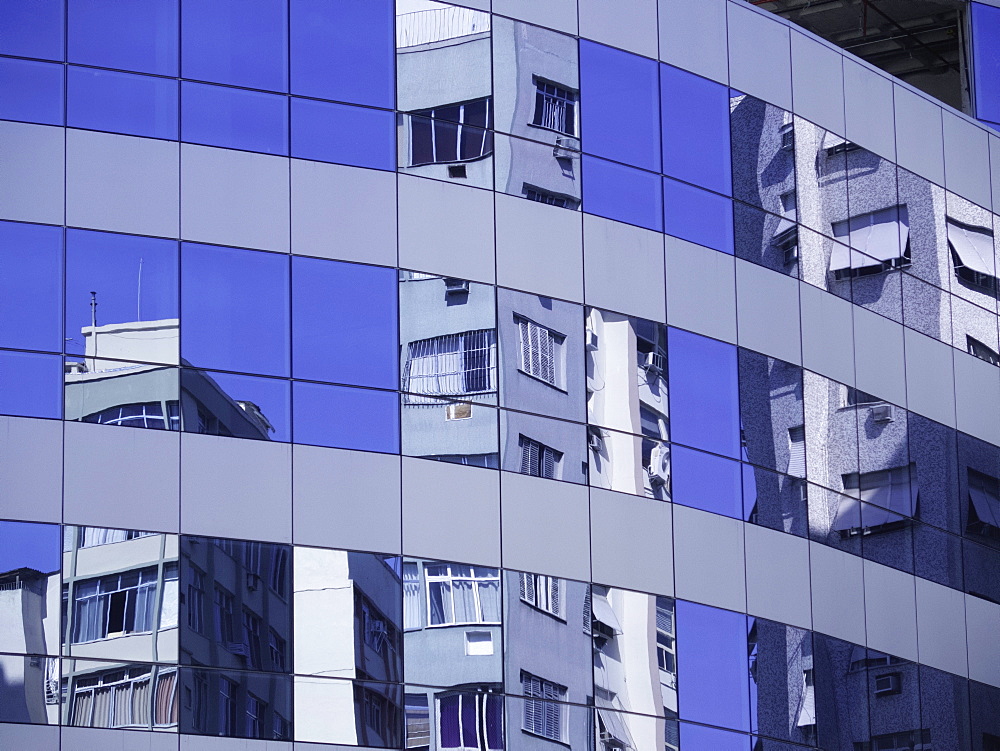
[591,595,623,634]
[830,206,909,274]
[947,217,996,277]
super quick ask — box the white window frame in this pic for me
[403,330,497,403]
[69,666,154,729]
[515,316,563,388]
[436,691,504,751]
[425,564,501,627]
[531,79,577,136]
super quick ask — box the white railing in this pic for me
[396,7,490,48]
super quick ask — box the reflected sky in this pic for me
[0,521,60,574]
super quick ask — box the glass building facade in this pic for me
[1,1,1000,749]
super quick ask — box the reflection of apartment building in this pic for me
[60,527,178,731]
[294,548,402,746]
[0,568,60,726]
[586,311,670,500]
[403,560,503,751]
[64,320,272,440]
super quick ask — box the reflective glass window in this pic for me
[182,82,288,155]
[579,40,660,172]
[181,369,289,442]
[0,519,61,644]
[292,382,399,454]
[290,0,395,109]
[290,97,395,171]
[179,537,292,674]
[667,328,740,459]
[68,66,178,140]
[181,0,288,92]
[973,2,1000,124]
[178,667,292,738]
[0,58,64,126]
[181,244,289,377]
[0,221,62,354]
[676,600,750,732]
[66,363,179,430]
[0,0,64,60]
[0,349,62,419]
[292,257,397,389]
[671,445,742,519]
[747,619,813,745]
[660,64,731,195]
[68,0,179,76]
[66,229,179,365]
[62,659,179,731]
[402,396,499,468]
[663,177,734,253]
[679,723,751,750]
[583,156,663,232]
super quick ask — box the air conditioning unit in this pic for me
[585,328,599,351]
[873,673,901,696]
[587,429,604,453]
[553,135,581,159]
[647,443,670,487]
[246,573,259,591]
[643,352,665,376]
[443,277,469,295]
[871,404,893,423]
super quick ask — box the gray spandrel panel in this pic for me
[665,235,737,344]
[944,110,993,210]
[743,523,811,630]
[893,85,944,188]
[583,214,666,324]
[863,559,918,662]
[954,348,1000,446]
[589,487,672,596]
[578,0,658,59]
[853,306,907,408]
[843,58,895,162]
[915,576,968,677]
[727,2,792,112]
[672,503,746,614]
[0,121,65,226]
[966,594,1000,687]
[735,259,802,365]
[904,327,956,429]
[799,283,856,387]
[658,0,728,84]
[809,541,867,646]
[0,416,63,524]
[790,31,844,137]
[493,0,577,35]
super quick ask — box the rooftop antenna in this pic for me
[137,258,143,321]
[90,291,97,362]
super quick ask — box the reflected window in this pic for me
[835,466,917,534]
[70,568,161,642]
[406,694,430,748]
[518,573,563,619]
[518,435,561,479]
[425,564,500,626]
[524,185,578,209]
[521,672,565,742]
[855,729,932,751]
[188,568,205,634]
[214,585,236,643]
[219,676,238,736]
[438,692,503,751]
[410,98,493,165]
[516,317,563,388]
[655,597,677,684]
[532,80,576,135]
[947,217,997,293]
[830,206,910,279]
[68,665,177,729]
[403,330,497,400]
[245,693,265,738]
[968,468,1000,538]
[82,400,179,430]
[968,336,1000,367]
[77,528,155,548]
[845,387,883,407]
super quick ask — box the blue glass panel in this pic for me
[582,156,663,232]
[973,3,1000,124]
[671,445,742,519]
[661,64,731,195]
[0,0,63,61]
[676,600,750,732]
[181,244,289,377]
[579,40,660,171]
[0,349,62,419]
[0,221,62,353]
[68,67,178,140]
[0,58,63,126]
[290,0,394,108]
[182,82,288,155]
[65,229,179,363]
[182,369,289,442]
[68,0,178,76]
[663,178,734,253]
[668,328,740,459]
[181,0,288,92]
[0,520,61,575]
[290,97,394,170]
[293,381,399,454]
[292,257,397,389]
[679,724,751,751]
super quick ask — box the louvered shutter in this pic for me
[550,577,561,617]
[529,322,542,376]
[520,438,538,475]
[519,572,535,605]
[539,327,554,384]
[541,446,556,479]
[787,425,806,477]
[582,589,592,634]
